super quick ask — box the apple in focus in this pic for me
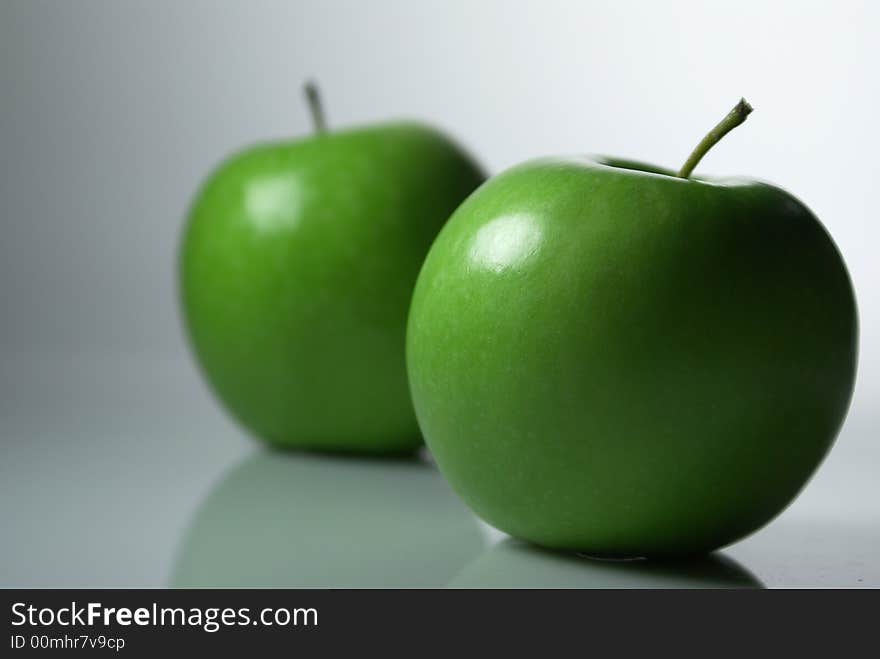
[406,100,858,555]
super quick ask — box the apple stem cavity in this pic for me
[677,98,753,179]
[304,80,328,134]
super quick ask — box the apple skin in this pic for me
[181,122,483,453]
[407,156,858,556]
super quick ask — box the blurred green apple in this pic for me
[407,100,858,555]
[180,84,483,453]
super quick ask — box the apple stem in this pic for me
[677,99,753,179]
[304,80,327,134]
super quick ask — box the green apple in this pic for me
[407,100,858,556]
[180,84,483,453]
[172,452,485,587]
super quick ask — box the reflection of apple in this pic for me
[450,539,762,589]
[180,83,483,453]
[171,452,485,587]
[408,100,858,555]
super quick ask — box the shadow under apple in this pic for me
[450,538,764,589]
[171,449,486,588]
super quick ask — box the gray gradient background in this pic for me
[1,0,877,587]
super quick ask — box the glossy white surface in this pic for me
[1,354,876,588]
